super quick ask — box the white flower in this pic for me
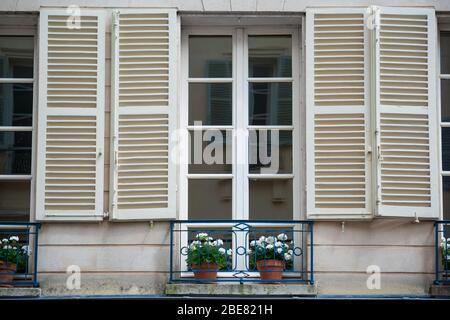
[189,240,200,248]
[250,240,257,247]
[266,236,275,244]
[284,243,290,249]
[216,239,224,246]
[218,248,226,255]
[288,249,293,255]
[277,233,288,241]
[227,249,232,256]
[9,236,19,242]
[266,244,274,250]
[195,233,209,241]
[247,249,252,255]
[22,245,31,255]
[277,247,283,254]
[284,253,292,261]
[275,241,283,247]
[1,238,8,243]
[259,236,266,243]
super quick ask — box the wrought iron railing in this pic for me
[169,220,314,284]
[0,222,41,287]
[435,220,450,285]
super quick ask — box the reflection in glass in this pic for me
[249,82,292,125]
[0,181,30,221]
[0,132,32,174]
[248,35,292,78]
[443,128,450,172]
[188,179,232,219]
[442,80,450,122]
[248,130,292,174]
[0,37,34,78]
[189,36,232,78]
[0,83,33,126]
[249,179,293,220]
[443,177,450,220]
[189,83,232,125]
[189,129,232,174]
[441,32,450,75]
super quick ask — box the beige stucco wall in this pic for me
[37,219,435,295]
[0,1,441,295]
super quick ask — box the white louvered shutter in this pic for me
[110,9,177,220]
[374,7,438,218]
[306,8,372,219]
[36,10,105,221]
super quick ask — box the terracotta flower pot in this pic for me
[256,259,285,281]
[191,262,219,280]
[0,261,16,287]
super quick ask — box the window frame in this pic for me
[179,25,302,223]
[439,23,450,220]
[0,22,37,222]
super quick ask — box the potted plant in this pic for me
[0,237,30,287]
[441,237,450,278]
[248,233,293,281]
[186,233,231,280]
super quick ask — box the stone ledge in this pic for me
[165,282,318,296]
[430,285,450,297]
[0,288,41,298]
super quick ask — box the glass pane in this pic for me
[189,83,232,125]
[0,37,34,78]
[0,181,30,221]
[443,177,450,220]
[249,130,292,174]
[189,129,232,174]
[441,32,450,74]
[249,179,293,220]
[442,80,450,123]
[0,132,32,174]
[189,36,232,78]
[443,128,450,172]
[188,179,232,219]
[248,35,292,78]
[0,83,33,126]
[249,82,292,125]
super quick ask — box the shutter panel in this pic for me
[110,9,177,220]
[306,8,372,219]
[374,7,438,218]
[36,10,105,221]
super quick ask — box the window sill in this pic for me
[165,282,317,296]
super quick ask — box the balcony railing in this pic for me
[169,220,314,284]
[0,222,41,287]
[435,220,450,285]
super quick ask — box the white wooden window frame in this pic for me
[438,21,450,220]
[179,25,302,276]
[0,22,37,222]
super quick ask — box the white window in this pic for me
[0,35,35,222]
[180,27,301,222]
[439,26,450,220]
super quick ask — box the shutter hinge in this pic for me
[103,211,109,218]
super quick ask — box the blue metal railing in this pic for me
[169,220,314,284]
[435,220,450,285]
[0,222,41,287]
